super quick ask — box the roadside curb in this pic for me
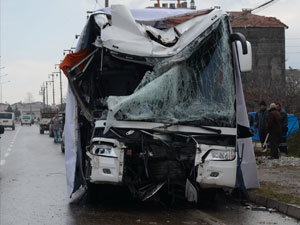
[248,191,300,220]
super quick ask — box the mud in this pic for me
[256,156,300,201]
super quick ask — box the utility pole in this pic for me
[45,81,49,108]
[105,0,109,7]
[54,63,63,111]
[39,84,46,110]
[45,81,52,109]
[0,66,7,103]
[0,74,10,104]
[48,74,55,106]
[63,49,73,56]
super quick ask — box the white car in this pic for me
[21,115,32,126]
[0,112,15,130]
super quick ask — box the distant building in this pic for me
[11,102,45,119]
[230,11,288,111]
[0,103,9,112]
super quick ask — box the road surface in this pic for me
[0,124,299,225]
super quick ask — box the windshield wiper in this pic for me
[153,121,222,134]
[197,125,222,134]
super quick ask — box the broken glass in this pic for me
[109,16,236,127]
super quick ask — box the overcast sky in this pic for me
[0,0,299,105]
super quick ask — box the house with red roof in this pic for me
[230,11,288,111]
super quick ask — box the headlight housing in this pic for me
[205,149,236,161]
[90,144,116,157]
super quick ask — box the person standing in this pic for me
[276,103,288,155]
[254,101,268,145]
[266,103,282,159]
[52,114,62,144]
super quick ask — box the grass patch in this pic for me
[287,130,300,158]
[280,166,300,171]
[254,182,300,205]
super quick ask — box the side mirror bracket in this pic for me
[230,33,252,72]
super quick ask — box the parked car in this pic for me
[39,112,56,134]
[0,112,15,130]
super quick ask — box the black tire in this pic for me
[198,188,217,203]
[40,129,44,134]
[21,123,23,126]
[61,143,65,153]
[12,126,15,130]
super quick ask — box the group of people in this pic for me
[252,101,288,159]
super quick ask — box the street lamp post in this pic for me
[48,74,55,106]
[54,62,63,110]
[44,81,48,108]
[0,80,11,103]
[63,49,74,56]
[0,73,8,103]
[39,84,46,110]
[44,81,52,108]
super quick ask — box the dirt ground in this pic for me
[254,156,300,205]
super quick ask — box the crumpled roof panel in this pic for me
[94,7,213,26]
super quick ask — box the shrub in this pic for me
[287,130,300,157]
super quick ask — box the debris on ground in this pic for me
[256,155,300,167]
[253,156,300,206]
[244,202,277,212]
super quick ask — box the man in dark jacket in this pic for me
[267,103,282,159]
[276,103,288,154]
[255,101,268,145]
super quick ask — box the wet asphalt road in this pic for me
[0,124,299,225]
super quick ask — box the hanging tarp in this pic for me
[60,48,90,76]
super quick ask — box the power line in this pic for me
[252,0,279,12]
[252,0,281,13]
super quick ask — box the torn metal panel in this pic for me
[86,137,124,183]
[99,5,225,57]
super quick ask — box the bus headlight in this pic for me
[90,144,117,158]
[205,149,236,161]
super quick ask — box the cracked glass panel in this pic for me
[111,17,235,127]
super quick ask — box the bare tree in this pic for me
[285,68,300,114]
[25,92,34,115]
[25,92,34,104]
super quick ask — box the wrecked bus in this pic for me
[61,5,259,201]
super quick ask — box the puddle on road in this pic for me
[66,186,214,225]
[65,186,300,225]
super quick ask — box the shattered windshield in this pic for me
[109,16,235,127]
